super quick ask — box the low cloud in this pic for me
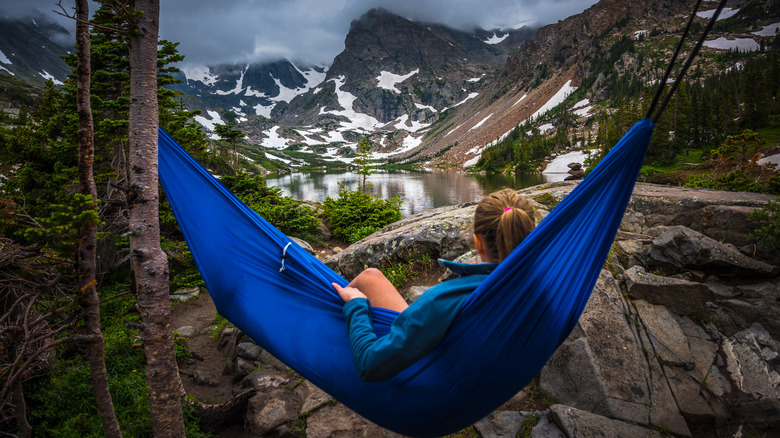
[3,0,599,66]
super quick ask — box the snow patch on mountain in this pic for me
[374,135,424,159]
[0,50,11,64]
[321,76,382,131]
[484,32,508,44]
[753,22,780,37]
[538,123,554,134]
[572,99,592,117]
[512,93,527,107]
[376,69,419,93]
[216,65,248,95]
[696,7,740,21]
[182,64,219,86]
[703,37,759,52]
[454,92,479,107]
[262,126,291,150]
[38,70,63,85]
[542,150,592,181]
[415,103,437,112]
[393,114,429,132]
[469,113,493,131]
[531,80,576,120]
[194,111,226,139]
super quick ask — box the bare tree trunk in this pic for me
[127,1,186,436]
[74,2,124,437]
[12,377,31,438]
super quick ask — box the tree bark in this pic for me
[75,1,123,437]
[127,1,187,436]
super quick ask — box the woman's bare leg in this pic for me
[348,268,408,312]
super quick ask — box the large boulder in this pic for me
[539,270,691,436]
[624,265,713,316]
[645,226,779,277]
[325,204,476,279]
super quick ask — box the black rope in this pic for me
[644,0,704,120]
[646,0,730,123]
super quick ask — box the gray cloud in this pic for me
[3,0,599,66]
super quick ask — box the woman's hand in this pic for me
[332,282,367,303]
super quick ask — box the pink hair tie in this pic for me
[504,207,512,212]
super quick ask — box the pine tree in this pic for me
[353,136,375,193]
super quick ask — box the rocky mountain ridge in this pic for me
[2,0,777,171]
[0,11,72,86]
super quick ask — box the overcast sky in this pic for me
[3,0,600,67]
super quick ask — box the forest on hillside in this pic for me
[476,32,780,195]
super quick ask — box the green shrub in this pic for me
[748,198,780,250]
[24,291,211,437]
[219,173,320,241]
[323,186,402,243]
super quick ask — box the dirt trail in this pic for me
[171,290,238,404]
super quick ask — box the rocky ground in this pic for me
[171,182,780,437]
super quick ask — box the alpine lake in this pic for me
[265,169,572,217]
[265,151,590,217]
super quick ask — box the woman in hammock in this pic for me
[332,188,536,381]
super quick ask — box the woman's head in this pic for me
[473,188,535,263]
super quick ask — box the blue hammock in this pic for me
[158,119,653,437]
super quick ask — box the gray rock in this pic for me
[624,266,712,316]
[679,317,731,398]
[723,323,780,400]
[619,211,645,233]
[241,370,287,391]
[236,342,262,361]
[541,271,690,435]
[174,325,199,338]
[295,380,333,415]
[305,402,402,438]
[550,404,666,437]
[290,236,315,255]
[325,204,476,278]
[258,350,289,372]
[645,226,778,277]
[170,286,200,301]
[405,286,429,303]
[245,388,302,436]
[235,357,257,377]
[474,411,524,438]
[530,413,565,438]
[634,300,695,369]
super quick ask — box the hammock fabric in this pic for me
[158,119,653,437]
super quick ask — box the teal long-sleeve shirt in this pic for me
[341,259,497,382]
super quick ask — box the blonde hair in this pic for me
[473,188,535,263]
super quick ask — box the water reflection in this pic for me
[266,170,549,217]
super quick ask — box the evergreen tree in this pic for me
[353,136,375,193]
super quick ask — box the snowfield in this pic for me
[753,22,780,37]
[0,50,11,64]
[321,76,383,131]
[194,111,226,139]
[531,80,577,120]
[469,114,493,131]
[703,37,760,52]
[542,150,592,182]
[696,8,740,20]
[376,69,419,93]
[39,70,63,85]
[484,32,509,45]
[182,64,219,86]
